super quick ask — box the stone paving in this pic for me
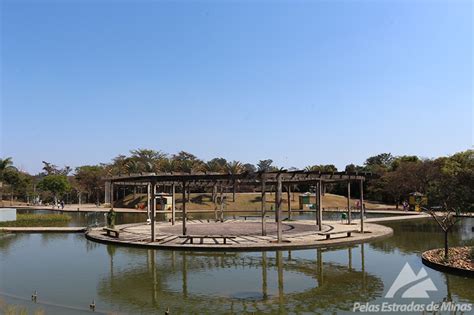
[86,219,393,251]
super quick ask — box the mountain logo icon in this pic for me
[385,262,437,298]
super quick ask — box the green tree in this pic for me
[427,150,474,211]
[204,158,227,173]
[257,159,274,172]
[364,153,394,170]
[0,157,15,204]
[75,165,106,204]
[38,175,71,204]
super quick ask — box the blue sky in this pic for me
[1,0,472,174]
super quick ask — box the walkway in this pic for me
[86,219,393,251]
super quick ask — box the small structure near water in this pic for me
[0,208,16,222]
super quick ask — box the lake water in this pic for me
[0,215,472,314]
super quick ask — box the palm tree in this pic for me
[226,161,243,202]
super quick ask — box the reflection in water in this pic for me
[370,217,474,254]
[96,246,384,314]
[0,218,472,314]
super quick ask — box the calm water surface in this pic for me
[0,217,472,314]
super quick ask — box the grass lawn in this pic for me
[116,192,394,211]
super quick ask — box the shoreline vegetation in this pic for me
[0,214,71,227]
[0,149,472,215]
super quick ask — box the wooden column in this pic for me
[261,174,267,236]
[276,173,283,242]
[171,183,176,225]
[146,183,151,221]
[104,181,111,204]
[110,183,114,208]
[182,181,187,235]
[317,180,323,231]
[219,185,224,222]
[150,181,156,242]
[212,181,217,203]
[360,179,364,233]
[287,185,291,220]
[347,181,351,224]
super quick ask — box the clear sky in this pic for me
[1,0,472,174]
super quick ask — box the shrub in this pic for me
[0,214,71,227]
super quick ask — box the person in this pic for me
[402,200,409,211]
[356,200,360,209]
[106,208,116,228]
[60,200,65,210]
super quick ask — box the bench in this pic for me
[103,227,120,238]
[179,235,236,245]
[317,229,358,240]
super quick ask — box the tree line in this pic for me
[0,149,472,211]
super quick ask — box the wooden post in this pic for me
[261,174,267,236]
[347,181,351,225]
[147,183,151,221]
[360,179,364,233]
[212,182,217,203]
[317,180,323,231]
[171,183,176,225]
[150,181,156,242]
[110,183,114,209]
[287,185,291,220]
[182,181,187,235]
[104,181,111,204]
[214,185,218,222]
[220,185,224,222]
[276,173,283,242]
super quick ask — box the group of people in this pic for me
[52,200,65,210]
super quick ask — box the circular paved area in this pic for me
[86,219,393,251]
[157,221,319,236]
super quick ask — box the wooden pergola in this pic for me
[104,170,369,243]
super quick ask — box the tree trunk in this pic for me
[212,183,217,203]
[444,231,449,259]
[233,182,236,202]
